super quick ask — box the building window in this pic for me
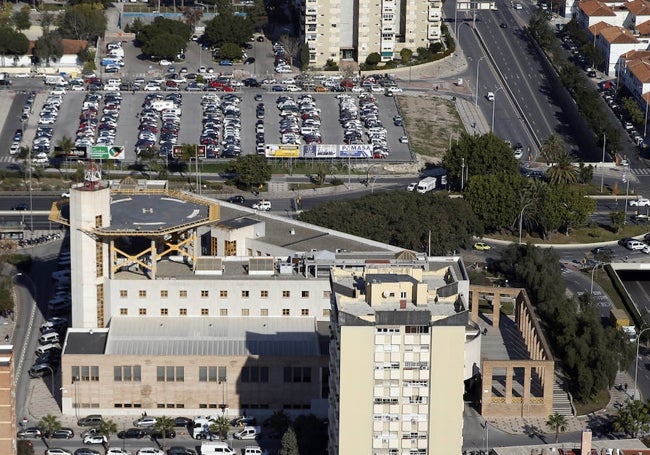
[114,366,141,382]
[284,367,312,383]
[160,308,168,316]
[323,309,330,317]
[201,308,209,316]
[179,290,187,298]
[220,290,228,298]
[242,290,249,298]
[302,291,309,298]
[120,308,128,315]
[120,290,127,298]
[282,291,290,298]
[220,308,228,316]
[260,308,268,316]
[139,290,147,298]
[73,366,100,382]
[242,308,250,316]
[261,290,268,298]
[301,309,309,316]
[323,291,331,298]
[282,309,290,316]
[157,366,184,382]
[201,290,209,298]
[139,308,146,316]
[160,290,168,298]
[241,366,269,383]
[199,366,225,382]
[179,308,187,316]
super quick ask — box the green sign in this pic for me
[90,145,125,160]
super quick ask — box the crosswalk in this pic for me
[0,156,15,163]
[630,168,650,176]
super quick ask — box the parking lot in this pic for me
[11,87,411,164]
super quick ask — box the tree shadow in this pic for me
[521,423,548,443]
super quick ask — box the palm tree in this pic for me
[56,136,74,156]
[153,416,175,451]
[209,416,230,440]
[546,150,578,185]
[540,134,565,165]
[98,418,117,448]
[38,414,61,447]
[546,412,567,443]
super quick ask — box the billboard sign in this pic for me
[339,144,373,158]
[301,144,338,158]
[172,145,207,159]
[265,144,300,158]
[90,145,125,160]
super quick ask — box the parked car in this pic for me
[77,415,103,427]
[117,428,146,439]
[226,195,245,205]
[17,427,42,439]
[630,197,650,207]
[44,428,74,439]
[147,429,176,439]
[173,416,193,427]
[626,239,645,250]
[473,242,491,251]
[252,201,271,211]
[45,449,72,455]
[73,449,102,455]
[29,362,56,378]
[83,434,108,444]
[133,416,158,427]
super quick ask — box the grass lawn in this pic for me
[573,388,610,416]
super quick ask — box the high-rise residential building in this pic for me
[328,265,476,454]
[299,0,442,67]
[0,345,15,455]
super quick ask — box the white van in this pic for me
[39,332,60,345]
[151,100,176,112]
[487,91,495,102]
[233,426,261,440]
[35,343,61,356]
[200,441,235,454]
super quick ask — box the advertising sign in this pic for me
[301,144,338,158]
[90,145,125,160]
[265,144,300,158]
[338,144,373,158]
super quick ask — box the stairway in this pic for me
[552,373,574,417]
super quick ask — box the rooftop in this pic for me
[64,330,109,355]
[101,317,323,357]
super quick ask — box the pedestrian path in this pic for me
[629,167,650,176]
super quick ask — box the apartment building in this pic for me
[0,345,15,455]
[299,0,442,67]
[328,265,478,454]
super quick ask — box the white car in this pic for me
[143,83,161,91]
[387,86,403,94]
[406,182,417,192]
[45,449,72,455]
[9,142,20,155]
[399,136,409,144]
[252,200,272,211]
[630,197,650,207]
[83,434,107,444]
[626,239,646,251]
[107,450,132,455]
[159,59,172,66]
[136,449,164,455]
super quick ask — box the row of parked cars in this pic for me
[200,93,243,158]
[273,94,322,146]
[272,42,293,74]
[135,93,184,157]
[338,93,392,158]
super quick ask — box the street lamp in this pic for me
[475,56,487,106]
[634,327,650,400]
[590,262,601,295]
[490,86,505,133]
[600,133,606,193]
[518,203,531,244]
[623,163,631,224]
[483,419,489,453]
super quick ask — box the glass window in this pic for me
[303,367,311,383]
[282,309,290,316]
[242,308,250,316]
[160,290,168,298]
[201,308,209,316]
[120,290,127,298]
[134,366,141,381]
[220,290,227,298]
[242,290,249,298]
[260,309,268,316]
[139,308,146,315]
[209,366,217,382]
[166,366,174,381]
[113,366,121,381]
[157,366,165,382]
[301,309,309,316]
[180,290,187,298]
[81,366,90,381]
[220,308,228,316]
[261,290,268,298]
[199,366,207,382]
[241,367,249,383]
[218,366,226,382]
[261,367,269,383]
[139,290,146,298]
[201,290,209,297]
[160,308,168,316]
[302,291,309,298]
[176,366,184,382]
[251,366,259,382]
[72,366,80,381]
[120,308,128,315]
[284,367,291,383]
[282,291,290,298]
[179,308,187,316]
[123,366,132,382]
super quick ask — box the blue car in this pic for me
[272,85,284,92]
[219,60,233,66]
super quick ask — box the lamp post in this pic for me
[518,203,531,244]
[490,86,505,133]
[475,56,487,106]
[590,262,601,295]
[624,164,631,224]
[483,419,489,453]
[634,327,650,400]
[600,133,606,193]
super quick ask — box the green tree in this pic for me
[442,132,519,189]
[528,11,555,47]
[577,161,593,184]
[98,418,117,448]
[209,416,230,440]
[464,172,524,232]
[0,27,29,55]
[204,13,253,48]
[540,134,565,165]
[537,184,594,238]
[365,52,381,66]
[56,136,74,156]
[218,42,243,60]
[400,48,412,63]
[57,3,107,41]
[266,410,291,436]
[153,416,175,451]
[546,412,567,443]
[546,150,578,185]
[229,155,271,189]
[12,6,31,31]
[38,414,61,447]
[613,399,650,438]
[278,34,301,66]
[17,440,34,455]
[142,33,187,60]
[293,414,327,455]
[137,17,191,59]
[33,31,63,66]
[609,211,626,234]
[623,97,644,126]
[182,6,204,30]
[279,426,299,455]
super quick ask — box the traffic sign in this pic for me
[90,145,125,160]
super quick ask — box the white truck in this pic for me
[45,75,65,86]
[200,441,235,454]
[416,177,437,194]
